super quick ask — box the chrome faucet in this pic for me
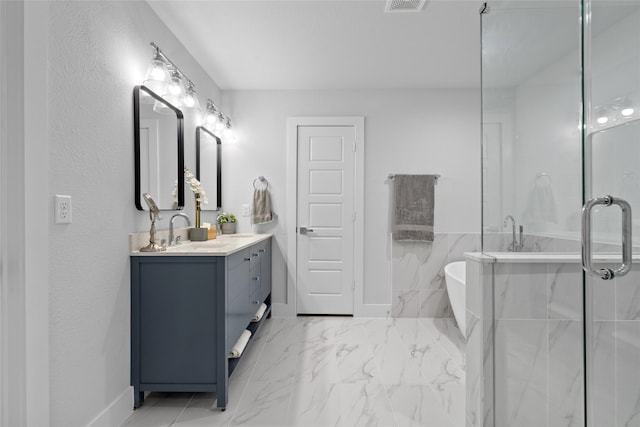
[504,215,524,252]
[169,213,191,246]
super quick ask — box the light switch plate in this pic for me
[242,204,250,217]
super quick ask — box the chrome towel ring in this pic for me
[253,176,269,190]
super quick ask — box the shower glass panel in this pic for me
[481,2,583,253]
[481,1,640,426]
[585,2,640,425]
[481,2,585,427]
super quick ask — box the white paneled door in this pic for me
[296,125,356,315]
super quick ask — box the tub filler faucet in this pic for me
[504,215,524,252]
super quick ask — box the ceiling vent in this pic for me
[385,0,427,13]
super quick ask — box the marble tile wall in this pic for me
[391,233,480,318]
[469,258,640,427]
[391,231,580,319]
[488,261,584,427]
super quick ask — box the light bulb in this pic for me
[183,85,200,110]
[150,61,166,81]
[622,107,634,117]
[205,111,217,125]
[184,94,195,108]
[143,57,169,95]
[597,116,609,125]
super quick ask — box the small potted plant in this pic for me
[217,213,237,234]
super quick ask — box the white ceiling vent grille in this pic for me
[385,0,427,13]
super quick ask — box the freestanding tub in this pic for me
[444,261,466,334]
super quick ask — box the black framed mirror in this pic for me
[196,126,222,210]
[134,85,184,211]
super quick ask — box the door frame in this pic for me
[1,2,51,425]
[283,117,364,317]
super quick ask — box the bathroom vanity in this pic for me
[129,234,272,410]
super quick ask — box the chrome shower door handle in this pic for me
[582,195,632,280]
[299,226,314,235]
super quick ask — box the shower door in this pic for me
[584,1,640,425]
[481,1,640,426]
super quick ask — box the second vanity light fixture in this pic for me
[204,99,237,142]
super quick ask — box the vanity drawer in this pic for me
[227,255,249,304]
[228,248,250,269]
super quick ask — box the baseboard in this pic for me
[272,302,296,317]
[85,387,132,427]
[274,303,391,318]
[354,304,391,318]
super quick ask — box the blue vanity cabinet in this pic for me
[130,236,272,411]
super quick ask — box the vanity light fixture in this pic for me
[143,42,200,110]
[202,99,236,141]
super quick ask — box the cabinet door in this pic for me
[227,256,250,354]
[138,259,218,384]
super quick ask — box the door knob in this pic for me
[299,227,314,235]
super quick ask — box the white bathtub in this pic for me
[445,261,466,334]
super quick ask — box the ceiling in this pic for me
[147,0,483,91]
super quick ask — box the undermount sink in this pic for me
[164,240,231,252]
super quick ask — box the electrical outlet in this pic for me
[242,204,250,217]
[55,195,72,224]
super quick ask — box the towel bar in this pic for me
[387,174,440,184]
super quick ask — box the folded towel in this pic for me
[228,329,252,359]
[251,188,273,224]
[251,303,267,322]
[392,174,436,242]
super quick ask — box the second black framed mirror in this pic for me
[196,126,222,210]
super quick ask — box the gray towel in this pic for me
[392,174,436,242]
[251,188,273,224]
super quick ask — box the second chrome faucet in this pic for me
[504,215,524,252]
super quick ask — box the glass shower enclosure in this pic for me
[478,1,640,426]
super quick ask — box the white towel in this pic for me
[251,303,267,322]
[228,329,252,359]
[251,188,273,224]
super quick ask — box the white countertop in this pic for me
[131,233,272,257]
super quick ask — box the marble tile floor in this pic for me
[122,316,466,427]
